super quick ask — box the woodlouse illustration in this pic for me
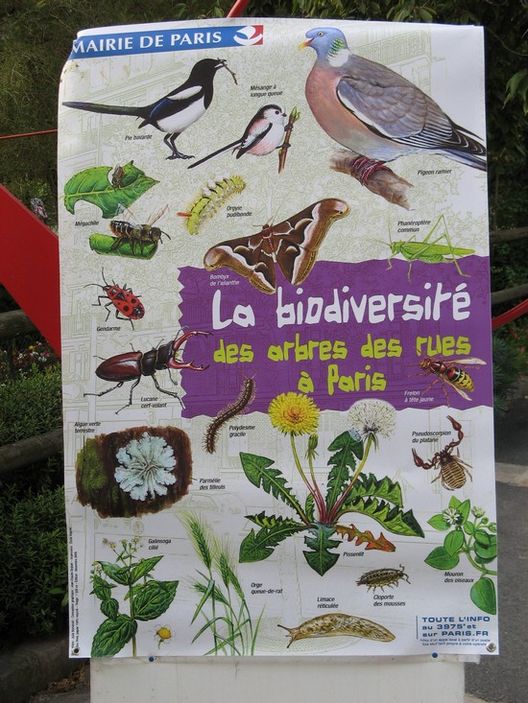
[204,377,255,453]
[357,565,410,592]
[278,612,395,648]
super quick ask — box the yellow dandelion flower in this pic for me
[268,392,319,436]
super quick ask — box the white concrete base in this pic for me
[91,657,465,703]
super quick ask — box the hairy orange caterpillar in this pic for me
[205,378,255,454]
[177,176,246,235]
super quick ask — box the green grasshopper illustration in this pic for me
[386,215,475,280]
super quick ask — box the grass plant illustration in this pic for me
[182,514,263,655]
[239,395,424,575]
[425,498,497,614]
[90,538,178,656]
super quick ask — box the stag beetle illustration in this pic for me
[84,330,209,414]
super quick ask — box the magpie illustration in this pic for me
[63,58,237,160]
[188,104,287,169]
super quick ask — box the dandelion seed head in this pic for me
[348,399,396,444]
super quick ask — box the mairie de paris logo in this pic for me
[233,25,264,46]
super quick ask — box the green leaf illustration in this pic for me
[340,495,423,537]
[98,561,131,586]
[64,161,158,218]
[325,431,361,510]
[474,541,497,562]
[91,614,137,657]
[132,580,178,621]
[470,577,497,614]
[348,472,403,507]
[305,493,315,522]
[474,529,493,547]
[239,452,304,519]
[100,597,119,620]
[424,546,460,570]
[89,234,158,259]
[90,574,116,601]
[444,529,465,555]
[239,514,306,563]
[129,556,163,584]
[428,514,451,531]
[303,525,340,576]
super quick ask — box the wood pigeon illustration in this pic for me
[301,27,486,177]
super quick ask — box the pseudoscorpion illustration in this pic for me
[205,378,255,453]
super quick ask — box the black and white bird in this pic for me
[188,104,287,169]
[63,58,237,160]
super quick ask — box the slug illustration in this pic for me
[278,612,395,648]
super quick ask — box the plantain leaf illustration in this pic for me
[303,524,341,576]
[100,597,119,620]
[470,576,497,615]
[340,496,424,537]
[239,513,307,563]
[325,430,361,510]
[132,580,178,621]
[91,614,138,657]
[239,452,305,518]
[63,161,158,218]
[97,561,131,586]
[129,556,163,584]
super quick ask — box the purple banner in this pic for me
[179,256,493,418]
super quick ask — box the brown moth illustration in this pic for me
[203,198,349,294]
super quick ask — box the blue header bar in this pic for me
[69,25,264,59]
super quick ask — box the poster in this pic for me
[58,17,498,658]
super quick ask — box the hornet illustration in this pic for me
[301,27,486,181]
[63,58,237,160]
[189,104,287,169]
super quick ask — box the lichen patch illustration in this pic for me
[76,426,192,517]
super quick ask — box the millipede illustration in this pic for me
[278,612,395,648]
[177,175,246,235]
[204,377,255,454]
[356,565,410,592]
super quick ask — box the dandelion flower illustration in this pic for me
[156,626,172,648]
[348,399,396,448]
[268,392,320,436]
[115,432,177,501]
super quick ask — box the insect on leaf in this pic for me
[239,452,305,519]
[91,614,137,657]
[64,161,158,219]
[303,525,341,575]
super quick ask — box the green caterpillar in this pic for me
[178,176,246,235]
